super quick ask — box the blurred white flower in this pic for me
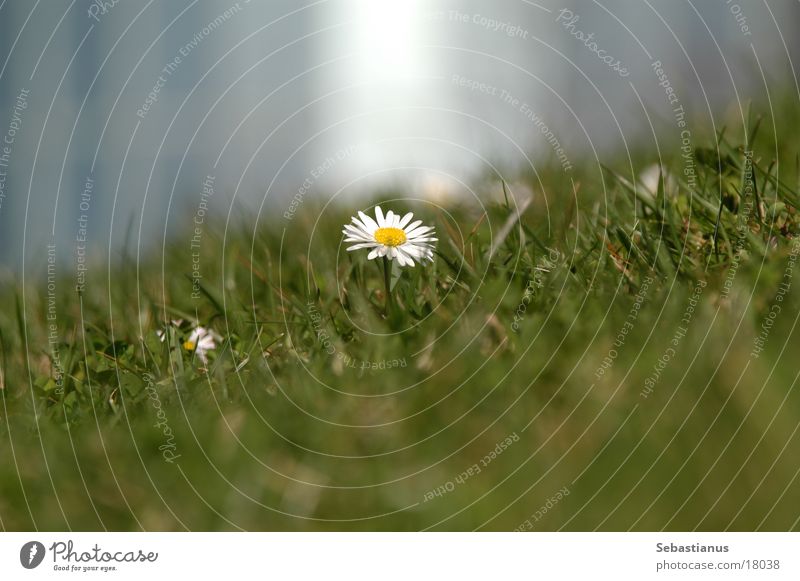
[183,326,219,364]
[639,163,676,198]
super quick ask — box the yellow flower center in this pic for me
[374,227,407,247]
[183,341,196,351]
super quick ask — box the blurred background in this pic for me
[0,0,798,271]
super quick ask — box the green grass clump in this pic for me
[2,112,800,531]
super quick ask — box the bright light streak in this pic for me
[354,0,423,82]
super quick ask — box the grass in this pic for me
[2,106,800,531]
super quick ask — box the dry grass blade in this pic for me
[486,191,535,261]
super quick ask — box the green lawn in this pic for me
[2,107,800,531]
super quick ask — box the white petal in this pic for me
[346,242,379,251]
[403,244,434,258]
[349,216,366,230]
[404,220,422,233]
[344,232,372,242]
[367,248,381,260]
[398,212,414,228]
[344,233,374,242]
[378,246,389,257]
[385,210,395,226]
[396,247,415,267]
[344,223,370,236]
[405,225,434,238]
[358,211,379,233]
[350,217,376,237]
[343,230,373,241]
[374,206,385,227]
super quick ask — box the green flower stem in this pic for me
[382,255,393,315]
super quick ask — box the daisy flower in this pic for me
[342,206,437,267]
[183,326,219,364]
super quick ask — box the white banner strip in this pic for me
[2,532,798,580]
